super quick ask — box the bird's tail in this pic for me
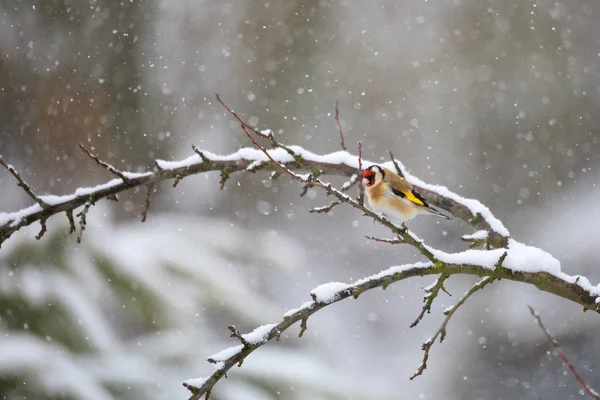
[425,205,451,220]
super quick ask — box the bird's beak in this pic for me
[361,176,370,186]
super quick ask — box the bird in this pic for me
[361,165,451,226]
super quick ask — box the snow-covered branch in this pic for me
[183,261,434,400]
[1,122,507,248]
[184,252,600,399]
[0,147,432,245]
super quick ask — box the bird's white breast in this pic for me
[367,194,417,224]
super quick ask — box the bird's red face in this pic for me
[362,168,376,187]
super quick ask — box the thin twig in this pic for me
[410,274,451,328]
[141,184,154,223]
[389,150,405,178]
[238,124,297,179]
[66,209,76,234]
[364,235,403,244]
[216,94,300,162]
[528,306,600,400]
[76,201,92,244]
[341,173,359,192]
[192,145,210,165]
[334,100,347,151]
[35,219,47,240]
[309,201,341,214]
[228,325,249,346]
[357,141,364,206]
[219,170,229,190]
[0,155,49,208]
[173,174,183,188]
[299,178,315,197]
[410,276,495,380]
[78,144,129,182]
[299,316,309,338]
[215,94,267,139]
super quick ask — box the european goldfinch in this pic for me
[362,165,451,225]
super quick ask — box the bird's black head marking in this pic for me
[366,165,385,179]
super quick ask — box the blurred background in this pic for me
[1,0,599,399]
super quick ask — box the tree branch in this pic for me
[0,145,507,248]
[184,257,600,399]
[181,262,465,399]
[0,151,349,247]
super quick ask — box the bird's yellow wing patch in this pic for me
[404,190,425,206]
[391,188,426,206]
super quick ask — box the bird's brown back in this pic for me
[382,167,412,192]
